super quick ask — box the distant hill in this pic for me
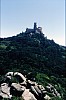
[0,23,66,77]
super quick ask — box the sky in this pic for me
[0,0,65,46]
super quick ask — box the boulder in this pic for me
[10,83,26,96]
[0,92,12,99]
[6,75,11,80]
[34,86,42,95]
[44,94,51,100]
[46,84,61,98]
[54,88,61,98]
[27,80,37,88]
[20,81,27,87]
[31,86,39,99]
[14,72,26,82]
[38,85,45,91]
[0,83,12,99]
[27,80,36,86]
[5,72,14,83]
[38,85,46,96]
[46,86,52,93]
[5,72,14,77]
[22,89,37,100]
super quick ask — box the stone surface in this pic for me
[20,81,27,87]
[11,83,26,96]
[22,89,37,100]
[5,72,14,77]
[34,86,42,95]
[14,72,26,82]
[31,86,39,96]
[27,80,36,86]
[11,83,26,91]
[44,94,51,100]
[0,72,61,99]
[0,83,12,99]
[38,85,45,91]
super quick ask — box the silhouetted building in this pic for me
[25,23,42,34]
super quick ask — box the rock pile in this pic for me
[0,72,61,100]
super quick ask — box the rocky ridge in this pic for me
[0,72,61,100]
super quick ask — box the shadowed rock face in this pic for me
[0,72,61,100]
[10,83,26,97]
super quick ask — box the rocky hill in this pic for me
[0,23,66,99]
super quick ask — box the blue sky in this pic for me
[0,0,65,46]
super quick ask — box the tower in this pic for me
[34,22,37,31]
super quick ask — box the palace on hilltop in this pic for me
[25,23,43,34]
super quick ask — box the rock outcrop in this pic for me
[22,89,37,100]
[0,83,12,99]
[0,72,61,100]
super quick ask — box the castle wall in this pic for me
[26,28,34,33]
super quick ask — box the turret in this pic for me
[34,22,37,32]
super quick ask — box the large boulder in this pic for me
[10,83,26,96]
[0,83,12,99]
[14,72,26,82]
[0,92,12,99]
[22,89,37,100]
